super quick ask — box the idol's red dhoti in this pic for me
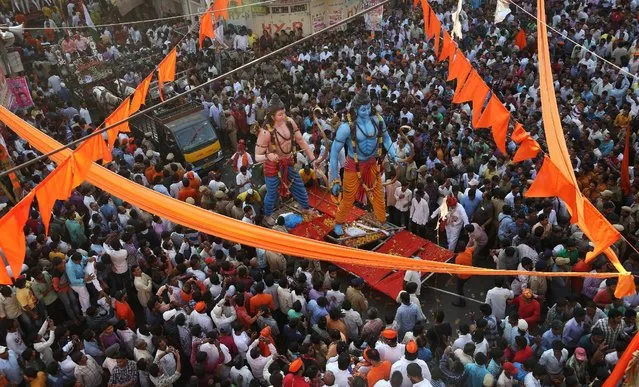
[335,157,386,224]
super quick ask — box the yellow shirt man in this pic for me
[299,167,317,186]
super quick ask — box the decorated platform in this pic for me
[288,187,454,299]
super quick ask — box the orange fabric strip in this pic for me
[157,48,177,101]
[129,74,152,115]
[475,95,509,153]
[0,191,34,282]
[35,158,75,234]
[536,0,577,187]
[604,329,639,387]
[199,8,215,49]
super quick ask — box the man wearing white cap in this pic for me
[0,345,22,385]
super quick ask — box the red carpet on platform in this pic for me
[306,187,366,222]
[418,240,454,263]
[289,215,334,241]
[375,230,429,257]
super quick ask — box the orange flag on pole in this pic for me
[475,95,510,154]
[0,191,34,282]
[35,158,75,234]
[514,28,527,50]
[157,48,177,101]
[199,7,215,49]
[212,0,230,21]
[129,74,152,115]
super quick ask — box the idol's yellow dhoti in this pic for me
[335,157,386,224]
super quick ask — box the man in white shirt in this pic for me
[452,324,473,351]
[325,353,352,386]
[236,167,252,193]
[406,363,433,386]
[484,278,514,320]
[394,181,412,227]
[233,30,249,50]
[390,340,431,387]
[189,302,214,333]
[247,338,277,383]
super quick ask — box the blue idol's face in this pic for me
[357,103,371,117]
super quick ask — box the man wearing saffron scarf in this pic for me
[329,87,398,235]
[230,139,253,174]
[255,94,317,226]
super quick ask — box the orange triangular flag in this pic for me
[526,156,578,217]
[129,74,152,114]
[0,191,34,282]
[157,48,177,101]
[421,0,431,35]
[511,122,527,143]
[470,86,490,128]
[438,30,455,62]
[513,138,540,162]
[452,71,488,106]
[447,49,471,83]
[104,97,131,151]
[475,95,510,154]
[213,0,230,20]
[413,0,419,8]
[35,158,75,234]
[581,200,622,260]
[428,9,441,54]
[514,28,527,50]
[199,7,215,49]
[73,133,110,184]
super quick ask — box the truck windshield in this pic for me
[167,113,218,154]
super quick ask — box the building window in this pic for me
[271,6,289,14]
[291,4,307,12]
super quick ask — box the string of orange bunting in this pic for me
[0,1,635,296]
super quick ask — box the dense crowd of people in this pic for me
[0,0,639,386]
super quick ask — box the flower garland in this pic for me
[348,113,383,194]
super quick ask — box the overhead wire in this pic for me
[12,1,276,31]
[0,0,390,179]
